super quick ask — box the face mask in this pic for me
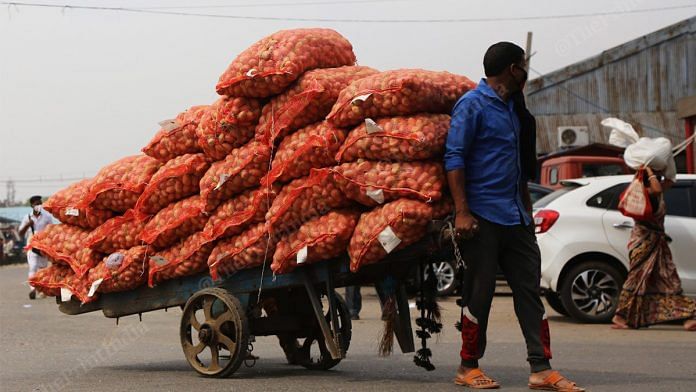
[512,64,528,91]
[33,205,42,214]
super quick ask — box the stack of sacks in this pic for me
[324,69,473,272]
[206,28,367,279]
[27,153,163,304]
[32,27,472,303]
[28,224,99,279]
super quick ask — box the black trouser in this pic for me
[459,216,552,373]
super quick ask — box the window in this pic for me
[594,180,695,217]
[587,183,628,209]
[529,189,548,204]
[549,167,559,185]
[664,184,695,218]
[582,164,625,178]
[534,184,581,208]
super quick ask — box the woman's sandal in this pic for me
[454,368,501,389]
[528,370,585,392]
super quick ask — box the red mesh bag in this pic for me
[61,272,98,304]
[203,186,277,241]
[265,168,352,236]
[271,209,359,274]
[196,96,262,161]
[348,199,433,272]
[87,246,149,294]
[84,210,147,254]
[142,105,208,162]
[32,265,96,304]
[140,195,207,250]
[135,153,210,216]
[336,114,450,163]
[199,141,271,211]
[216,28,356,98]
[255,66,377,145]
[327,69,476,128]
[28,224,92,275]
[148,231,215,287]
[72,247,104,278]
[88,155,163,213]
[28,264,73,297]
[43,179,115,229]
[331,161,445,207]
[208,222,276,280]
[261,121,346,185]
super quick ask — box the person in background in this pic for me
[444,42,583,391]
[345,286,362,320]
[612,166,696,331]
[18,195,54,300]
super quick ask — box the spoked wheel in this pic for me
[180,288,249,377]
[280,291,352,370]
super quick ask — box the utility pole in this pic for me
[525,31,533,71]
[5,179,15,206]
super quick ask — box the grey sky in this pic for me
[1,0,694,202]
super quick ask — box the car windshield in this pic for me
[534,184,581,208]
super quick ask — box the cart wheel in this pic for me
[180,288,249,378]
[298,291,352,371]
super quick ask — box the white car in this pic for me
[533,174,696,323]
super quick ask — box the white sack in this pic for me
[624,137,676,181]
[602,117,640,148]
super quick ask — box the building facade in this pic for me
[526,16,695,171]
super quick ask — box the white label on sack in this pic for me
[296,246,308,265]
[60,287,73,302]
[366,187,385,204]
[364,118,383,134]
[158,118,179,133]
[64,207,80,217]
[88,278,103,298]
[351,93,372,104]
[246,68,258,78]
[215,174,231,190]
[151,256,168,266]
[378,226,401,254]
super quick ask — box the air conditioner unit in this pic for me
[557,126,589,149]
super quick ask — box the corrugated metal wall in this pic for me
[534,112,681,153]
[526,17,695,154]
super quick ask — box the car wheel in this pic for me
[424,260,458,296]
[559,261,624,323]
[544,291,568,316]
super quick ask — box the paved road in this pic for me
[1,264,694,392]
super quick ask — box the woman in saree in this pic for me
[612,166,696,330]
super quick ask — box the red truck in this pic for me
[540,155,631,189]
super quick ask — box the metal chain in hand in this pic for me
[446,221,467,270]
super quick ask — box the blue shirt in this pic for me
[444,79,531,226]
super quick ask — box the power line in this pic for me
[528,65,669,136]
[2,2,695,23]
[0,177,88,184]
[140,0,417,10]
